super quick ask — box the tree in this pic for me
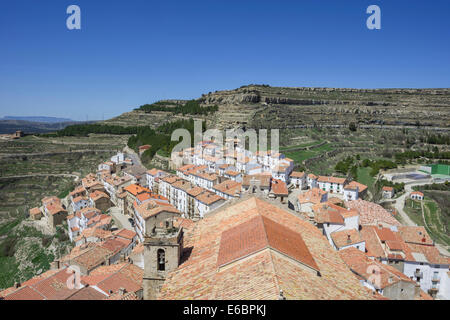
[349,122,357,132]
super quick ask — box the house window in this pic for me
[157,249,166,271]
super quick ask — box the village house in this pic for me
[290,171,307,189]
[186,186,208,219]
[241,174,271,195]
[146,168,167,193]
[382,186,395,199]
[88,190,112,212]
[269,179,289,203]
[123,184,151,216]
[307,173,318,189]
[170,179,193,216]
[213,179,242,200]
[410,191,424,201]
[317,176,347,194]
[29,207,42,220]
[98,161,116,173]
[132,200,181,243]
[71,195,90,213]
[42,196,68,229]
[339,247,419,300]
[103,175,133,205]
[295,188,328,214]
[123,166,148,186]
[194,191,226,218]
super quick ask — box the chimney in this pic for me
[14,282,20,289]
[414,283,421,298]
[120,254,125,262]
[388,276,393,284]
[118,287,126,295]
[347,234,351,244]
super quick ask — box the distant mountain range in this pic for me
[1,116,74,123]
[0,119,97,134]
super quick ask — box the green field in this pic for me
[285,143,334,165]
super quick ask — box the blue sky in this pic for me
[0,0,449,121]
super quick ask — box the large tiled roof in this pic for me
[158,197,374,300]
[345,199,400,227]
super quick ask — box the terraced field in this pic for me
[0,133,130,289]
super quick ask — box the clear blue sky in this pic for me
[1,0,449,121]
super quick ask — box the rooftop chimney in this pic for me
[347,234,351,244]
[14,282,20,289]
[118,287,126,295]
[388,276,394,284]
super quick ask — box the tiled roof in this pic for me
[124,184,151,196]
[134,200,181,220]
[344,181,368,193]
[345,199,400,227]
[398,226,433,245]
[84,263,143,296]
[382,186,394,191]
[89,190,109,201]
[270,179,288,196]
[72,246,113,270]
[158,197,374,300]
[217,215,319,271]
[113,228,136,240]
[213,180,242,197]
[187,186,207,197]
[4,268,82,300]
[290,171,306,178]
[331,229,363,248]
[298,188,327,205]
[66,286,107,300]
[339,247,415,290]
[411,191,424,196]
[318,176,346,184]
[195,191,224,205]
[407,243,449,265]
[360,226,387,258]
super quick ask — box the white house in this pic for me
[410,191,424,201]
[290,171,307,189]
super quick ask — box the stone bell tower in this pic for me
[142,207,183,300]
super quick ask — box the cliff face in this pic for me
[199,85,450,130]
[106,85,450,130]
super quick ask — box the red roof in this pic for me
[217,215,319,271]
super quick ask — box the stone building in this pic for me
[142,206,184,300]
